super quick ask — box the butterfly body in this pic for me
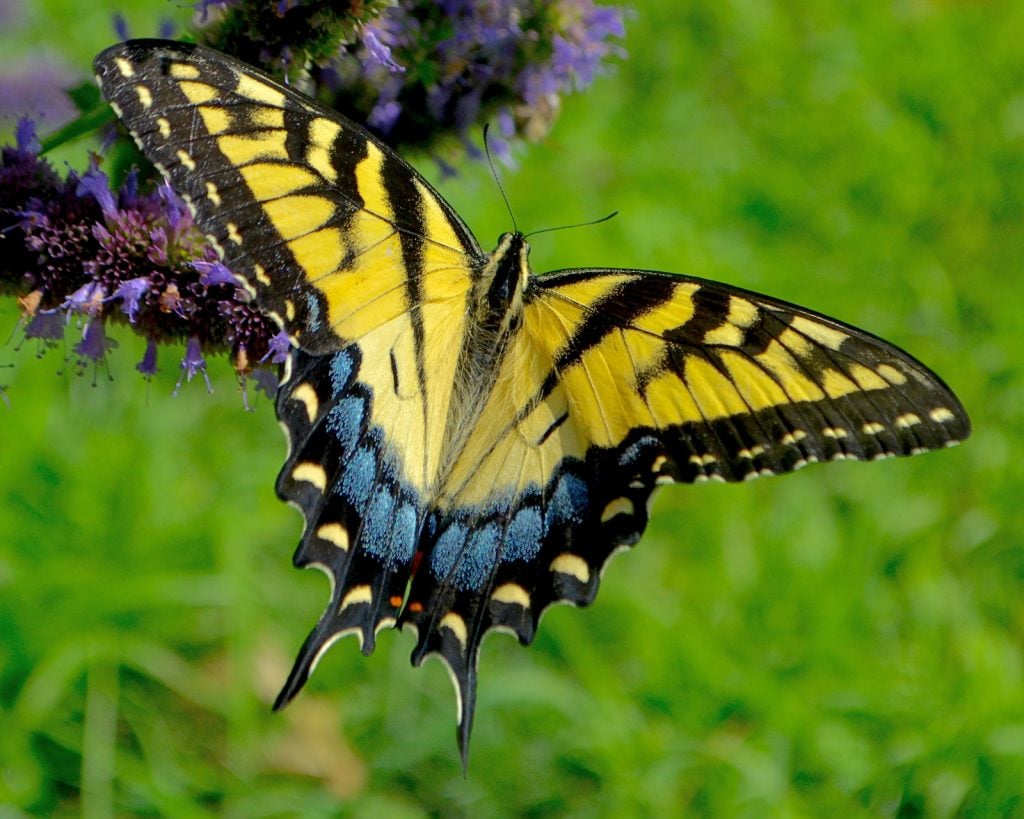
[94,39,970,762]
[437,232,531,482]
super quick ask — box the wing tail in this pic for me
[396,459,661,758]
[406,606,480,772]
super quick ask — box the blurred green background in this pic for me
[1,1,1021,816]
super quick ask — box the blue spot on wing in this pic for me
[619,435,661,467]
[504,506,543,563]
[326,397,365,452]
[454,522,501,591]
[430,518,516,591]
[340,445,376,506]
[392,502,419,565]
[306,293,322,333]
[431,522,469,582]
[544,472,589,532]
[361,489,396,557]
[329,350,354,393]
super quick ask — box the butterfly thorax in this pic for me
[435,232,532,486]
[473,232,530,335]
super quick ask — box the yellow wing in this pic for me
[94,40,489,727]
[94,39,481,492]
[398,267,969,750]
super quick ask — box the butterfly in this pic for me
[94,39,970,763]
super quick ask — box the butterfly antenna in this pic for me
[524,210,619,239]
[483,123,518,233]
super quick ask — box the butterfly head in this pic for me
[475,232,531,335]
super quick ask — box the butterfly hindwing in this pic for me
[272,345,427,705]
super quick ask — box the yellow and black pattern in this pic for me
[95,39,971,762]
[94,39,480,498]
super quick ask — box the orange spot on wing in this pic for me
[390,595,403,608]
[408,601,424,613]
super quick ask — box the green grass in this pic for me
[2,1,1023,816]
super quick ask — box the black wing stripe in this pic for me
[552,275,677,370]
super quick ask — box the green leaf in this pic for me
[39,104,115,154]
[67,80,101,114]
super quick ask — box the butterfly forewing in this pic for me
[531,269,970,477]
[94,39,482,353]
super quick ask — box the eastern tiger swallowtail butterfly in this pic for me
[94,39,970,763]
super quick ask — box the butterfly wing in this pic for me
[94,39,483,352]
[402,267,970,753]
[94,40,488,705]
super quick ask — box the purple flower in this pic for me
[23,310,64,343]
[113,12,129,41]
[362,27,406,74]
[193,260,239,287]
[496,108,515,138]
[146,226,173,268]
[63,282,106,317]
[2,130,284,395]
[0,121,61,287]
[119,168,139,205]
[137,337,159,377]
[157,183,190,234]
[114,277,150,323]
[175,336,213,394]
[15,116,38,153]
[250,366,280,399]
[74,320,117,363]
[189,0,625,157]
[316,0,626,154]
[368,100,402,134]
[264,330,293,365]
[75,167,118,221]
